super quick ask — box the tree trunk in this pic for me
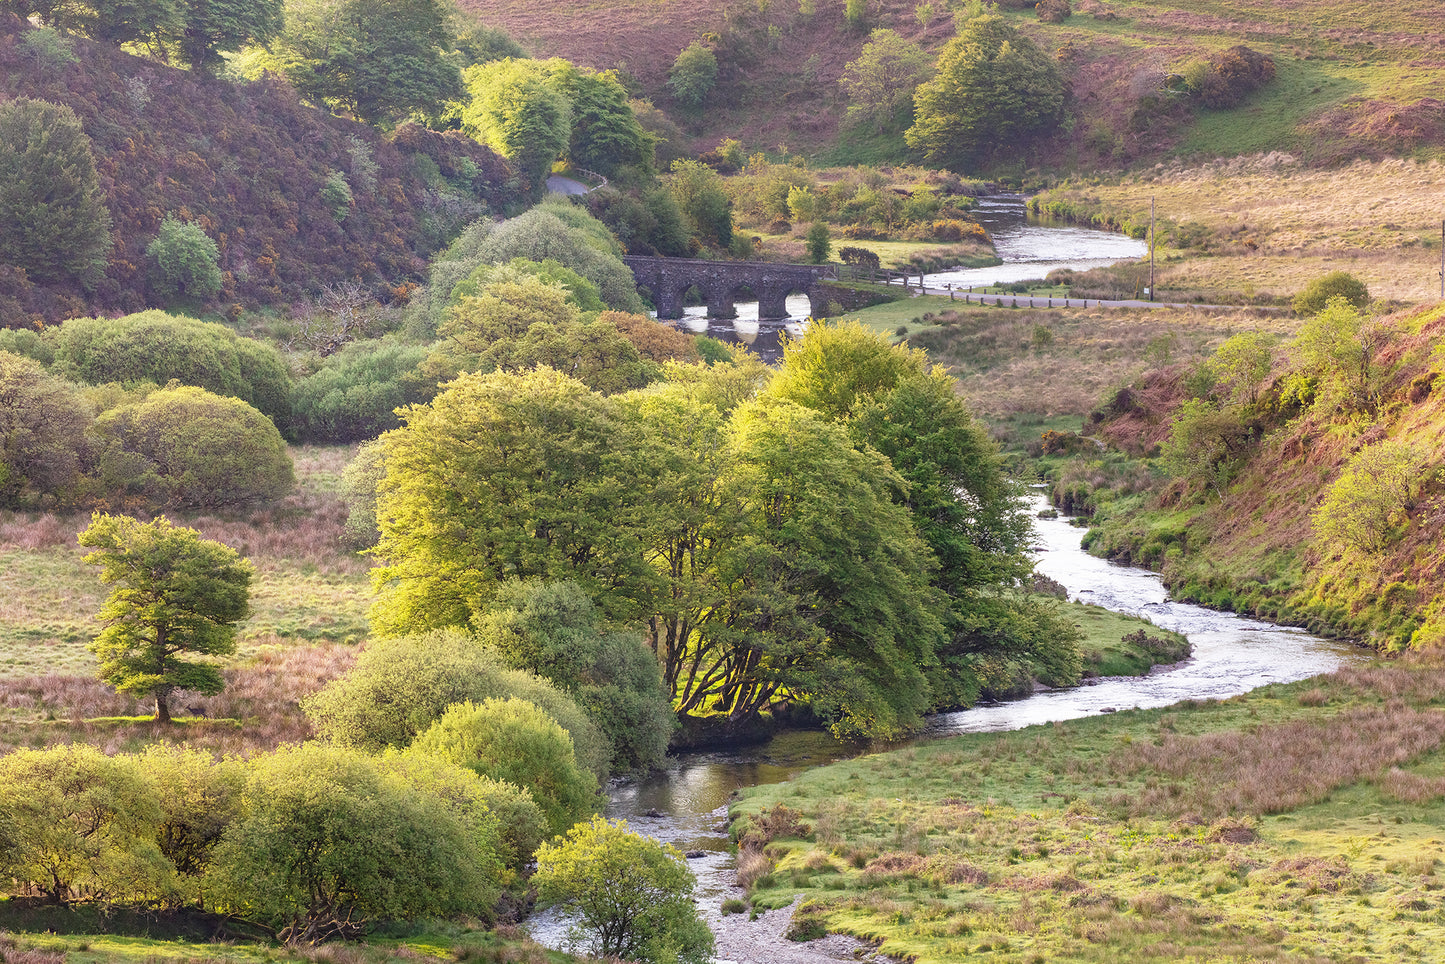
[155,688,173,723]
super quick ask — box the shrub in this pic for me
[409,697,602,837]
[0,744,168,905]
[92,385,294,508]
[291,338,432,443]
[54,311,293,429]
[1293,271,1370,316]
[534,816,713,964]
[136,746,244,885]
[667,41,718,109]
[1035,0,1071,22]
[805,222,832,264]
[838,245,881,270]
[146,216,223,303]
[302,628,611,780]
[0,97,112,289]
[320,170,353,221]
[476,579,676,774]
[1188,45,1276,109]
[206,744,500,943]
[340,439,385,549]
[0,350,94,506]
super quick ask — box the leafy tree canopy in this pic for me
[905,14,1066,170]
[840,28,931,130]
[667,41,717,110]
[460,58,572,200]
[0,97,112,289]
[0,350,93,507]
[534,816,713,964]
[79,512,252,722]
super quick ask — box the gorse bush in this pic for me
[92,385,294,508]
[410,697,601,837]
[301,628,610,780]
[0,350,94,507]
[54,311,293,429]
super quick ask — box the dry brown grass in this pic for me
[1109,704,1445,819]
[0,642,356,757]
[1041,157,1445,304]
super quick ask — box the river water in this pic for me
[685,196,1148,362]
[528,496,1370,957]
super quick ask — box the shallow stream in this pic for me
[529,497,1371,959]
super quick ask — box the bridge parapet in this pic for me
[622,256,833,320]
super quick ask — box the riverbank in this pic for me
[731,653,1445,963]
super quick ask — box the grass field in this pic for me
[732,655,1445,963]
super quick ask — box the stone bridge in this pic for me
[622,256,834,320]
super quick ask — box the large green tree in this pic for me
[0,98,112,289]
[460,58,572,200]
[905,14,1066,170]
[244,0,462,125]
[79,513,253,722]
[839,28,931,130]
[172,0,284,74]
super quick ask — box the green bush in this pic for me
[92,385,294,508]
[667,41,718,109]
[0,97,112,289]
[340,439,385,549]
[477,579,675,774]
[534,816,713,964]
[53,311,293,429]
[0,744,168,905]
[205,744,500,943]
[408,697,601,837]
[1293,271,1370,317]
[301,628,611,780]
[136,746,243,886]
[291,338,432,443]
[146,216,223,303]
[0,350,94,507]
[320,170,354,221]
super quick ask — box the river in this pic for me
[528,496,1371,959]
[684,196,1148,362]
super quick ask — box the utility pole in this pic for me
[1149,196,1156,301]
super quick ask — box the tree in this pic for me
[0,744,169,905]
[839,28,931,129]
[1158,397,1253,497]
[171,0,284,74]
[1208,331,1273,406]
[550,63,655,177]
[476,578,675,774]
[92,386,295,508]
[667,41,717,110]
[302,628,611,780]
[246,0,462,126]
[136,745,243,886]
[0,351,94,507]
[205,744,500,943]
[146,216,222,303]
[668,158,733,248]
[1291,295,1385,412]
[1312,439,1431,554]
[369,367,650,635]
[409,697,601,836]
[534,816,713,964]
[1293,270,1369,317]
[78,513,253,722]
[0,97,112,289]
[805,221,832,264]
[905,14,1066,170]
[461,58,572,201]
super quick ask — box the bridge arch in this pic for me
[622,256,832,321]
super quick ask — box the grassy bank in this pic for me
[731,655,1445,963]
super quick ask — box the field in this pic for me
[732,655,1445,963]
[1035,157,1445,305]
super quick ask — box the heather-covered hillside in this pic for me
[0,15,514,326]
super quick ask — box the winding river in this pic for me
[529,497,1372,958]
[685,196,1148,362]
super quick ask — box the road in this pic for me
[546,175,594,196]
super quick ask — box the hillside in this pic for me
[464,0,1445,169]
[0,16,514,326]
[1056,300,1445,652]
